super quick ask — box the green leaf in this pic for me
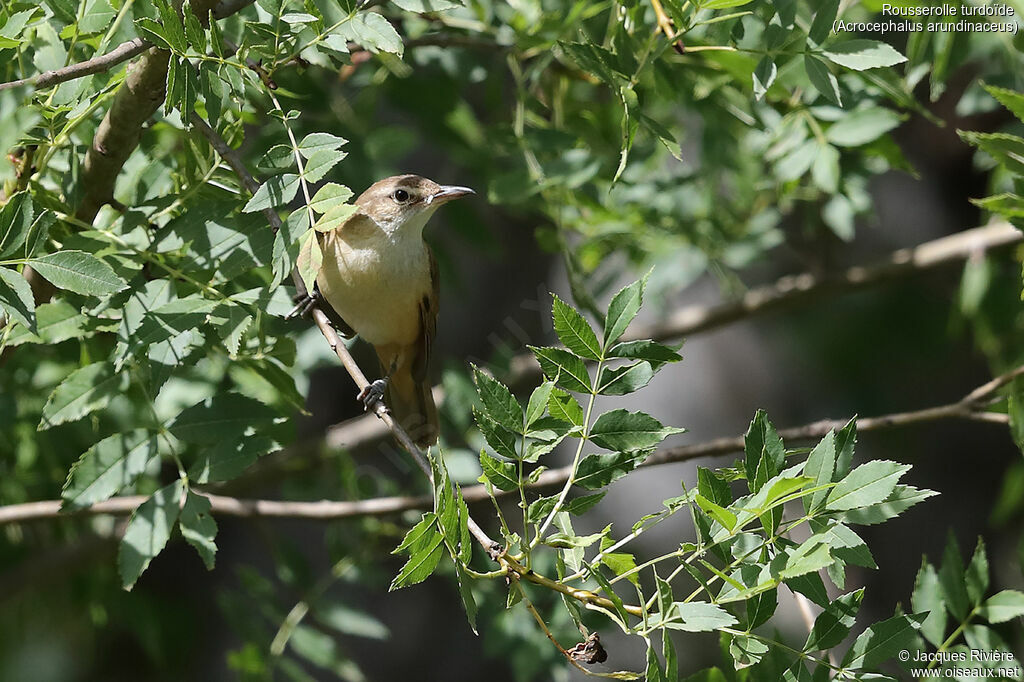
[959,131,1024,176]
[823,40,907,71]
[913,559,947,648]
[309,183,354,215]
[189,437,279,483]
[169,392,278,443]
[702,0,753,8]
[826,108,901,147]
[473,366,522,432]
[694,493,737,531]
[807,0,838,45]
[652,601,738,632]
[803,431,836,513]
[6,300,95,346]
[479,451,518,491]
[939,533,970,621]
[314,203,360,232]
[118,480,184,590]
[339,11,403,56]
[596,361,656,395]
[0,9,36,45]
[179,492,218,570]
[298,133,348,158]
[0,266,36,332]
[61,430,159,509]
[983,83,1024,125]
[971,193,1024,218]
[79,0,115,33]
[603,273,648,346]
[805,588,863,651]
[530,346,591,394]
[243,173,299,212]
[752,55,777,101]
[805,55,842,106]
[965,537,990,607]
[811,143,840,193]
[390,515,445,590]
[155,0,185,51]
[840,484,936,525]
[729,634,768,669]
[39,361,127,429]
[840,613,924,669]
[28,250,127,296]
[301,148,346,183]
[548,388,584,425]
[134,17,170,48]
[473,407,519,460]
[744,410,785,493]
[525,380,555,429]
[552,294,602,360]
[574,450,652,490]
[0,191,33,258]
[390,0,462,10]
[589,409,684,452]
[978,590,1024,624]
[697,467,731,506]
[824,460,910,511]
[295,229,322,294]
[606,339,682,364]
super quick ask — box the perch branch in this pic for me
[2,364,1017,526]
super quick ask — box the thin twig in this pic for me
[3,364,1017,526]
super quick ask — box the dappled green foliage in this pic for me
[1,0,1024,678]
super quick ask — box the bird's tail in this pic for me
[385,366,439,448]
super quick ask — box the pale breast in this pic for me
[316,226,431,347]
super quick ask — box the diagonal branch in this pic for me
[0,39,150,93]
[2,364,1017,527]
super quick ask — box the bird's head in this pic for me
[355,174,474,235]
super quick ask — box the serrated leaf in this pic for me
[390,526,445,589]
[479,451,518,491]
[840,484,936,525]
[298,132,348,158]
[314,203,360,232]
[242,173,299,212]
[606,339,681,364]
[840,613,924,669]
[548,388,584,425]
[826,108,901,147]
[0,191,33,259]
[169,392,278,443]
[603,274,648,346]
[825,460,910,511]
[939,533,970,621]
[39,361,126,429]
[807,0,838,45]
[805,55,842,106]
[983,83,1024,125]
[301,148,346,183]
[574,450,652,490]
[744,410,785,493]
[552,293,602,360]
[589,409,684,452]
[530,346,591,394]
[965,537,989,606]
[913,559,947,647]
[960,131,1024,176]
[473,367,522,431]
[823,40,907,71]
[525,380,554,429]
[596,361,655,395]
[803,431,836,512]
[61,430,159,509]
[189,436,279,483]
[309,183,354,215]
[179,491,217,569]
[474,407,519,459]
[118,480,183,590]
[28,250,127,295]
[0,266,35,332]
[296,229,322,294]
[978,590,1024,623]
[339,11,403,56]
[651,601,738,632]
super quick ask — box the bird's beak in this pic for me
[427,185,475,205]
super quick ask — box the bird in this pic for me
[295,174,473,448]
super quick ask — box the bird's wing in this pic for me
[412,246,440,383]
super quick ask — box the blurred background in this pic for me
[2,0,1024,679]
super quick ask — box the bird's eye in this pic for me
[392,189,410,203]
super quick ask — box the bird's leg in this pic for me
[357,378,389,412]
[286,289,319,320]
[357,359,399,413]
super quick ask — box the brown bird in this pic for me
[307,175,473,447]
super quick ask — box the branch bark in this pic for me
[2,364,1016,527]
[0,39,149,94]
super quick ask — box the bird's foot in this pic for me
[286,290,319,320]
[357,378,389,413]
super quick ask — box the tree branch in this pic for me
[305,220,1023,455]
[0,39,149,94]
[2,364,1016,527]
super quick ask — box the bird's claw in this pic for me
[357,378,389,413]
[286,290,319,320]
